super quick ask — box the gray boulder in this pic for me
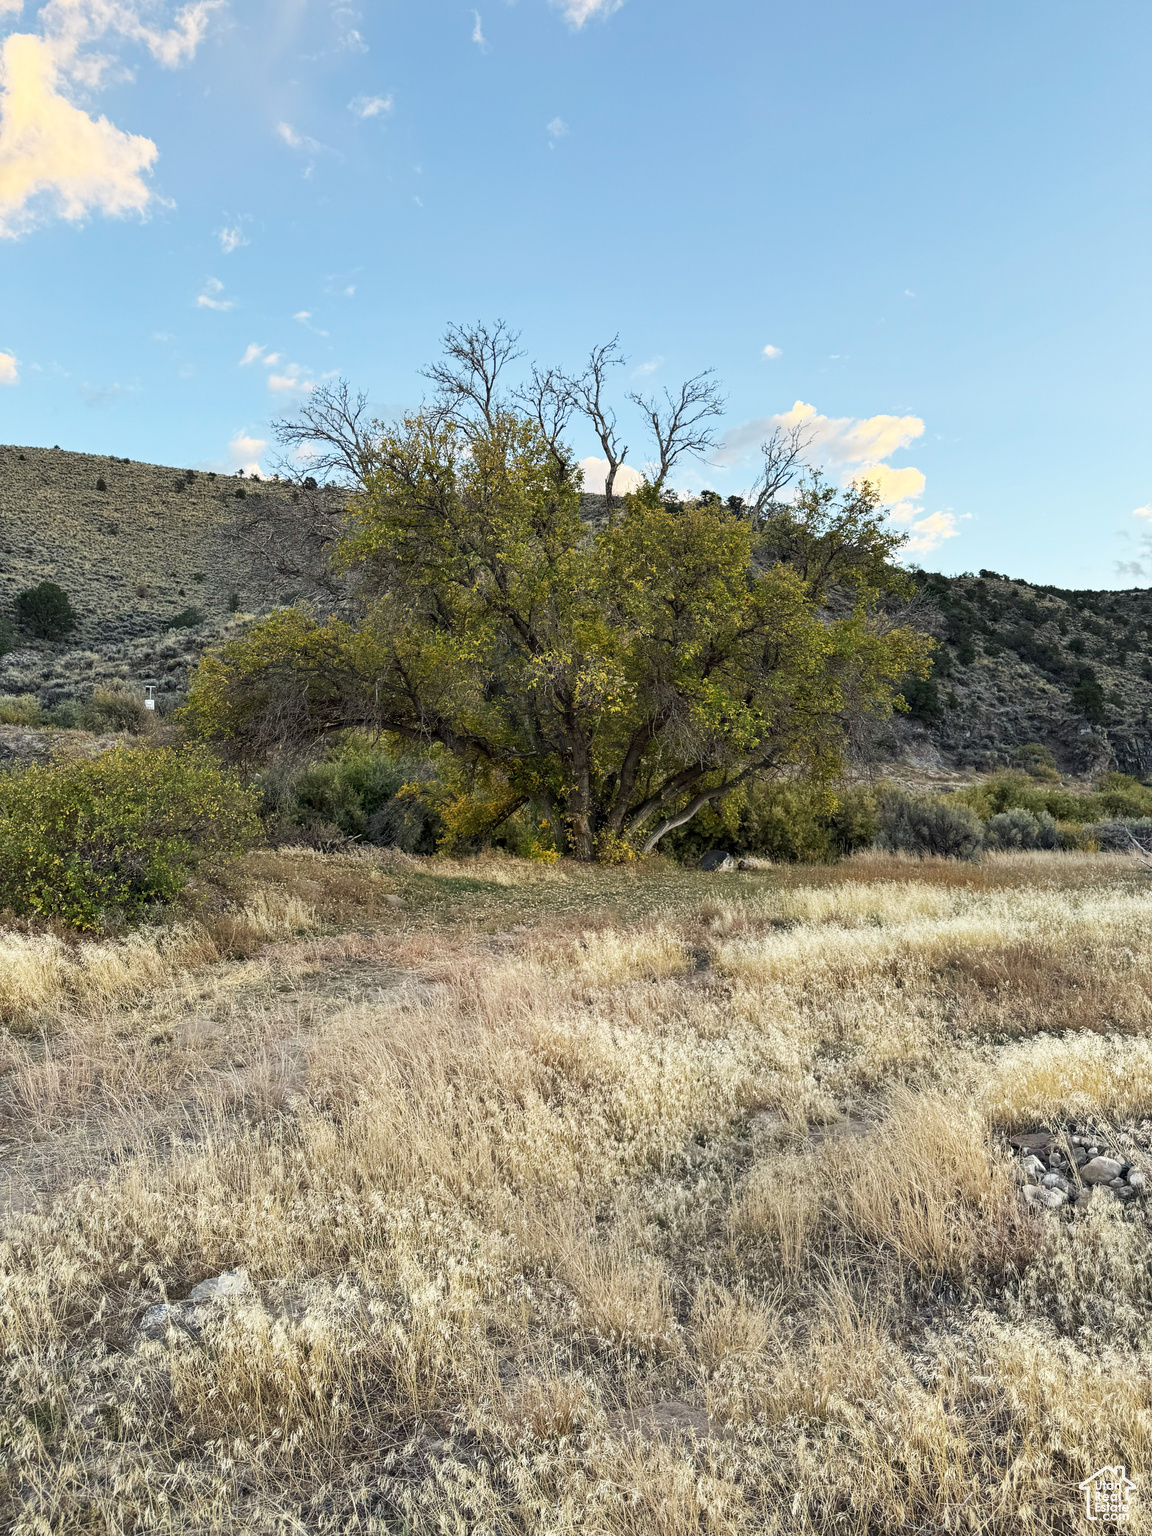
[699,850,735,873]
[1081,1156,1125,1184]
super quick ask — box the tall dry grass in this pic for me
[2,850,1152,1531]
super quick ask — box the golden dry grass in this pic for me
[2,849,1152,1532]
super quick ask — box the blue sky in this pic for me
[1,0,1150,586]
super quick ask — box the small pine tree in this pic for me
[15,581,77,640]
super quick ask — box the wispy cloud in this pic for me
[546,116,568,142]
[80,379,135,407]
[348,92,392,119]
[293,309,329,337]
[551,0,624,27]
[762,343,782,359]
[0,1,219,239]
[196,275,233,311]
[632,355,662,378]
[239,342,264,366]
[0,349,18,384]
[218,221,248,253]
[471,10,487,47]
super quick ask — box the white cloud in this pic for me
[0,1,24,14]
[890,509,960,556]
[196,275,232,311]
[715,399,948,559]
[546,115,568,141]
[0,32,156,237]
[471,10,486,46]
[578,455,644,497]
[552,0,623,26]
[632,355,662,378]
[852,462,926,506]
[267,362,314,393]
[762,344,782,360]
[227,430,266,475]
[0,2,219,238]
[239,342,264,366]
[348,92,391,119]
[0,349,18,383]
[218,222,247,253]
[1133,505,1152,521]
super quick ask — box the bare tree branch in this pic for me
[567,338,629,524]
[270,379,378,488]
[628,370,726,491]
[514,364,575,472]
[747,423,814,523]
[422,319,524,432]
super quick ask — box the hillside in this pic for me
[0,444,348,710]
[3,445,1152,781]
[902,567,1152,779]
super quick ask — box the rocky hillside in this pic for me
[0,445,348,711]
[3,445,1151,781]
[902,568,1152,780]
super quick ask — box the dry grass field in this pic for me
[2,848,1152,1533]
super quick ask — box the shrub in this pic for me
[666,780,878,864]
[1084,819,1152,853]
[876,788,983,860]
[162,606,204,631]
[1071,668,1107,723]
[15,581,77,640]
[0,615,17,657]
[95,477,107,491]
[983,807,1060,851]
[0,746,261,928]
[0,693,44,725]
[265,736,442,853]
[79,685,152,735]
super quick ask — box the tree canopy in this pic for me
[186,330,931,859]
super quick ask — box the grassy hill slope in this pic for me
[0,444,347,710]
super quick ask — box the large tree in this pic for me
[186,331,930,858]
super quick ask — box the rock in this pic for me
[1129,1170,1147,1190]
[1041,1173,1071,1193]
[1039,1188,1067,1209]
[1071,1148,1089,1166]
[1010,1132,1054,1152]
[138,1270,250,1342]
[1021,1184,1043,1205]
[1114,1185,1137,1202]
[699,850,735,873]
[385,894,404,908]
[1081,1157,1125,1184]
[1074,1189,1093,1211]
[1020,1155,1047,1179]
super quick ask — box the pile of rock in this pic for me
[1009,1129,1148,1213]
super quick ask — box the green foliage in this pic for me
[186,409,929,860]
[0,614,13,657]
[983,807,1060,851]
[1071,667,1107,723]
[15,581,77,640]
[900,672,942,724]
[876,788,984,860]
[0,693,45,725]
[956,770,1152,827]
[1010,742,1059,780]
[0,746,260,928]
[79,685,152,735]
[668,779,878,863]
[266,736,442,852]
[162,606,204,631]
